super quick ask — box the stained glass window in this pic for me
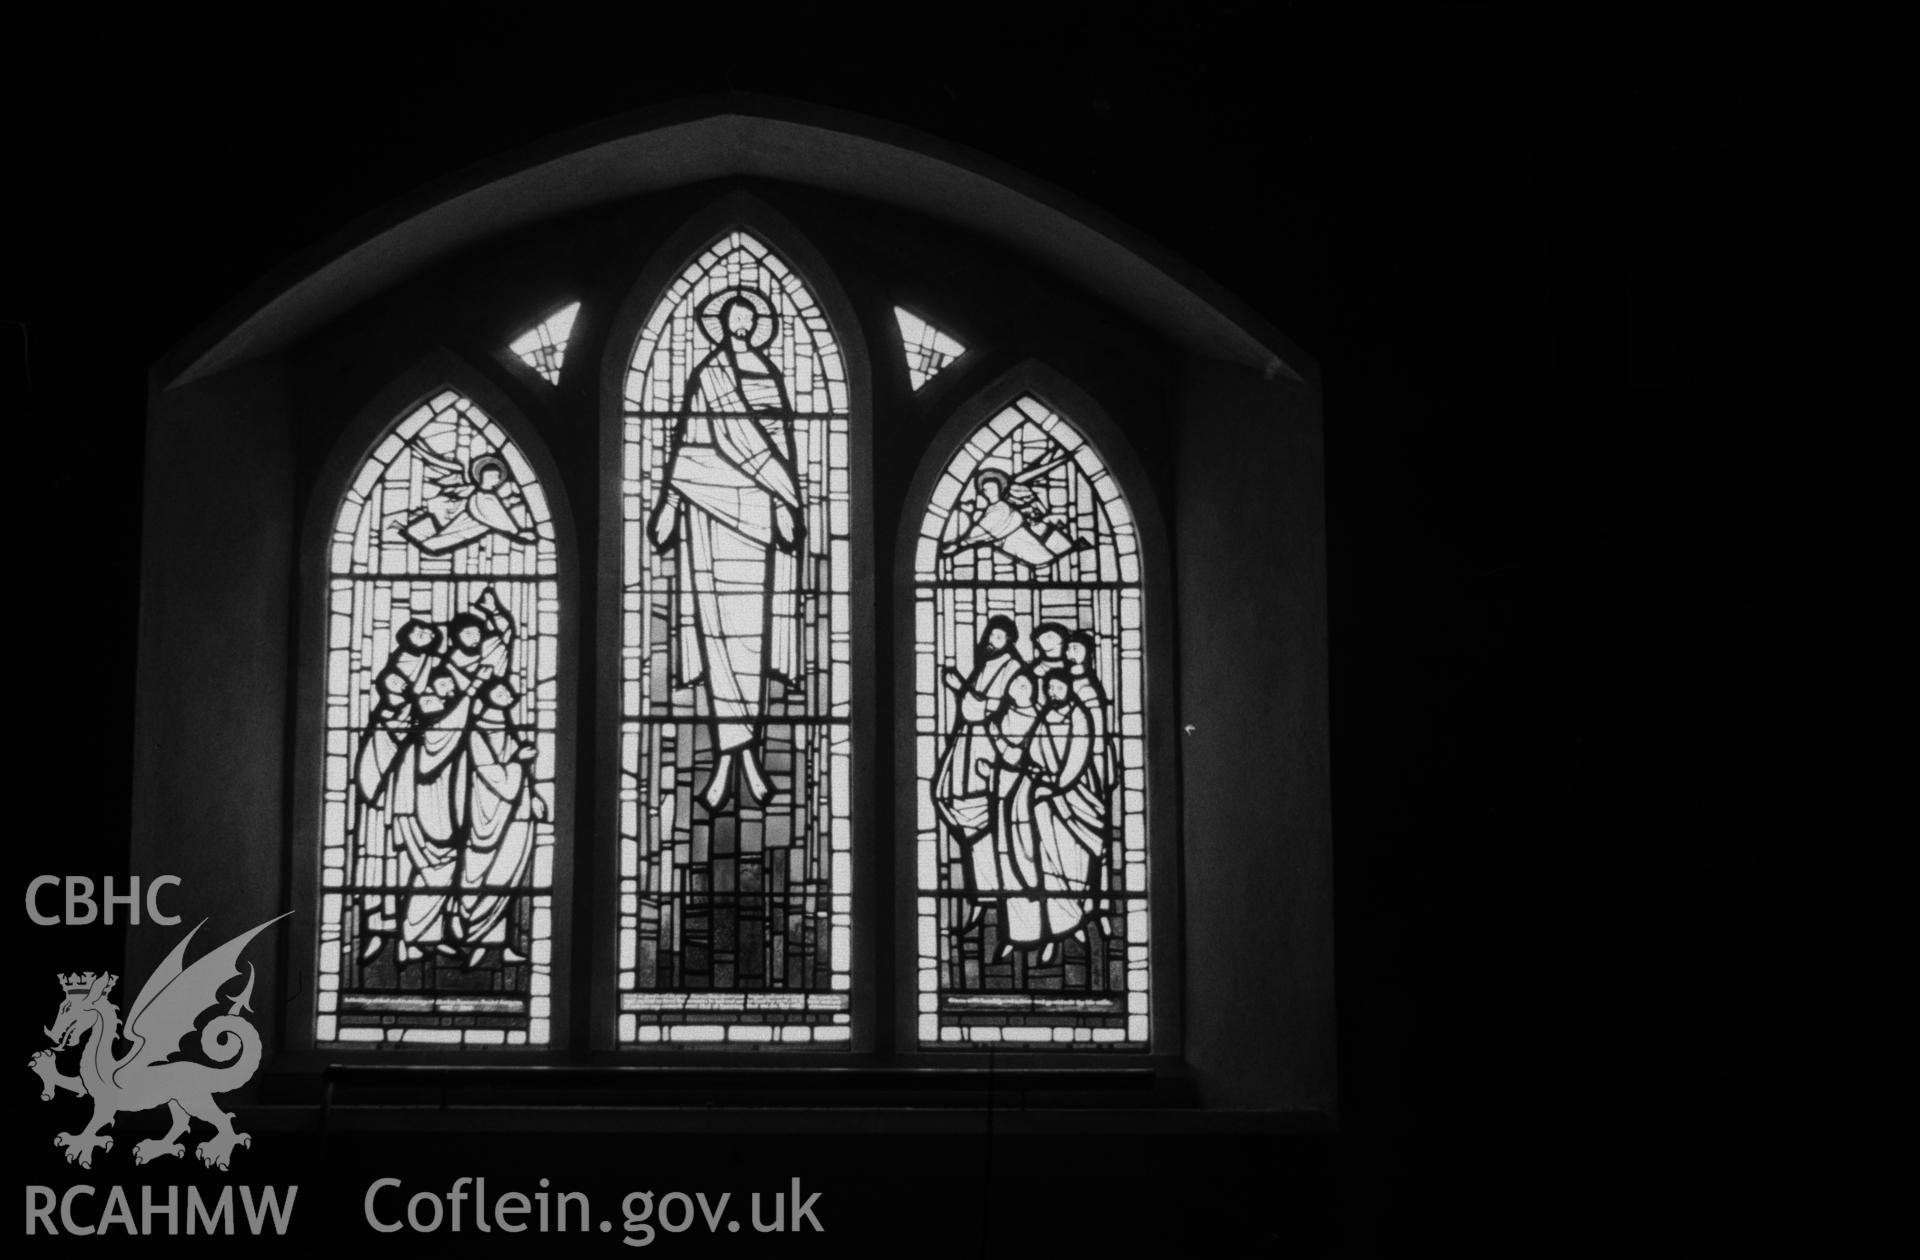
[509,302,581,385]
[894,307,966,390]
[617,230,853,1045]
[912,396,1148,1047]
[317,390,562,1046]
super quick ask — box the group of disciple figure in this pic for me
[352,584,550,970]
[935,617,1119,964]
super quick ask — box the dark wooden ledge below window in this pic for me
[238,1062,1332,1135]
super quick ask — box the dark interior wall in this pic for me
[1176,360,1333,1111]
[130,356,296,1044]
[134,177,1328,1100]
[29,12,1805,1248]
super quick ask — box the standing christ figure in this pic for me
[649,288,804,810]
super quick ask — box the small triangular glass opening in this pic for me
[508,302,581,385]
[894,307,967,390]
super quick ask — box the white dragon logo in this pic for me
[28,914,288,1171]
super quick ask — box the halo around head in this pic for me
[697,286,780,349]
[469,452,510,485]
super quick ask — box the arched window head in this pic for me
[912,394,1149,1048]
[318,389,561,1046]
[617,229,853,1046]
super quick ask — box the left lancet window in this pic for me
[318,390,561,1046]
[617,229,853,1045]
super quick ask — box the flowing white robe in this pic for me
[455,721,537,946]
[398,693,473,946]
[352,696,413,927]
[984,691,1041,936]
[1068,667,1119,824]
[351,642,438,912]
[996,697,1105,946]
[660,345,801,753]
[934,649,1023,837]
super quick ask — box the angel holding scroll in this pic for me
[395,444,539,556]
[938,459,1095,570]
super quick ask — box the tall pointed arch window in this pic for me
[911,395,1149,1047]
[616,230,854,1045]
[317,389,563,1046]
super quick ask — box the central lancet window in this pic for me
[617,229,854,1045]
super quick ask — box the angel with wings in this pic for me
[649,286,805,811]
[395,444,539,556]
[939,457,1095,570]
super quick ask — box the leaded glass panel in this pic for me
[318,390,561,1046]
[509,302,580,385]
[912,396,1148,1047]
[894,307,966,390]
[617,230,853,1045]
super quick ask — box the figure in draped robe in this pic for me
[352,666,415,962]
[349,619,445,964]
[395,669,473,961]
[1062,629,1120,942]
[932,616,1023,930]
[648,287,804,811]
[453,677,549,968]
[389,591,518,964]
[981,671,1043,960]
[1062,632,1118,824]
[981,669,1111,964]
[1026,672,1110,960]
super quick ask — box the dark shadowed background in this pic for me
[6,5,1820,1254]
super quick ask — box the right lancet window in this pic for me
[912,394,1148,1047]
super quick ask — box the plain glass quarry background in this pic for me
[9,9,1819,1255]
